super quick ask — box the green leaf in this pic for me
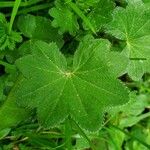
[0,128,11,140]
[126,0,143,5]
[76,0,100,10]
[0,13,22,51]
[17,14,64,48]
[24,133,56,148]
[107,51,129,77]
[0,24,22,51]
[15,38,129,132]
[106,4,150,80]
[107,92,135,119]
[112,125,150,149]
[73,136,89,149]
[74,35,128,77]
[83,0,114,32]
[120,112,150,127]
[143,0,150,3]
[49,0,79,35]
[17,41,32,57]
[0,13,6,24]
[0,83,29,130]
[0,77,5,102]
[130,126,150,150]
[67,1,96,34]
[123,94,148,116]
[107,127,125,150]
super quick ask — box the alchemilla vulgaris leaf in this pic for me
[49,0,79,35]
[17,14,63,48]
[15,37,129,132]
[106,4,150,80]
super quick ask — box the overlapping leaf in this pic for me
[83,0,114,32]
[107,51,129,77]
[106,4,150,80]
[15,37,129,131]
[0,13,22,51]
[17,15,63,48]
[49,0,79,35]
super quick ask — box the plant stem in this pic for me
[138,112,150,120]
[65,117,72,150]
[8,0,21,34]
[6,3,52,17]
[67,1,96,34]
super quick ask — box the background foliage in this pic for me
[0,0,150,149]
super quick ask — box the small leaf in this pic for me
[119,112,150,127]
[49,0,79,35]
[0,13,22,51]
[17,14,64,48]
[107,127,125,150]
[0,128,11,140]
[0,23,22,51]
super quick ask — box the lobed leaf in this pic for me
[15,37,129,131]
[49,0,79,35]
[107,4,150,80]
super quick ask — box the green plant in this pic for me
[0,0,150,149]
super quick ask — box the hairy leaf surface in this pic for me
[15,38,129,131]
[107,4,150,80]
